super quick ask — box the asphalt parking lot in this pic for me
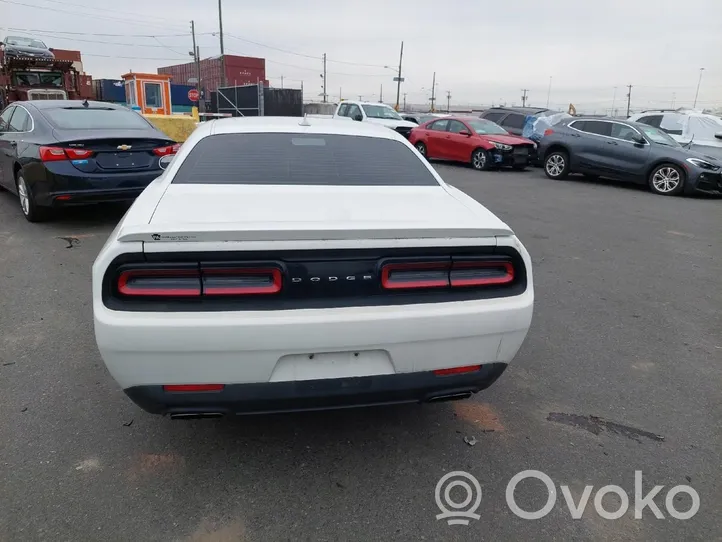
[1,165,720,541]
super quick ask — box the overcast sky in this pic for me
[3,0,721,112]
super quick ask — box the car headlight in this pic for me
[489,141,512,151]
[686,158,720,171]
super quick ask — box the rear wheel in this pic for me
[415,141,427,158]
[649,164,685,196]
[544,151,569,179]
[16,172,49,223]
[471,149,491,171]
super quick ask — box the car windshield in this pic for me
[42,107,152,130]
[172,133,439,186]
[361,104,402,120]
[639,125,679,147]
[465,119,509,135]
[6,36,47,48]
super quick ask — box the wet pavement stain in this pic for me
[547,413,664,442]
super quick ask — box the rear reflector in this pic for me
[450,261,514,287]
[543,129,554,136]
[163,384,224,392]
[381,262,449,289]
[433,365,482,376]
[117,269,201,297]
[202,267,282,295]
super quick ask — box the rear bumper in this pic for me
[125,363,508,415]
[29,165,161,207]
[94,291,533,389]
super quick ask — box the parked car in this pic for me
[539,117,722,196]
[409,116,536,170]
[0,100,177,222]
[1,36,55,60]
[479,107,556,136]
[333,100,417,138]
[628,109,722,161]
[92,117,534,417]
[400,113,449,125]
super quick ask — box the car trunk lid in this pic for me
[116,184,512,245]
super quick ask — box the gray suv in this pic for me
[538,117,722,196]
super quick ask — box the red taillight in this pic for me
[380,260,514,290]
[543,129,554,136]
[202,267,282,295]
[153,143,181,156]
[381,262,450,290]
[433,365,482,376]
[39,146,69,162]
[116,266,283,297]
[450,261,514,287]
[163,384,224,392]
[39,146,94,162]
[117,269,201,297]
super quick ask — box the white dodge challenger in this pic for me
[92,117,534,418]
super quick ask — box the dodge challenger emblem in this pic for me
[117,144,132,151]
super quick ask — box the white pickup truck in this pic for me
[332,100,418,138]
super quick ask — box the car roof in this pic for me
[21,100,126,111]
[485,106,550,115]
[208,115,408,141]
[343,101,395,107]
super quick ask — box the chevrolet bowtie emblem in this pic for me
[117,144,132,151]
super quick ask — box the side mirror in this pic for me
[353,114,363,122]
[459,130,471,136]
[159,154,174,170]
[633,135,646,145]
[715,132,722,141]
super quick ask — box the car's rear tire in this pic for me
[16,172,49,223]
[415,141,427,158]
[471,148,491,171]
[544,151,570,179]
[648,164,685,196]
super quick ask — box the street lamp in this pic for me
[693,68,705,109]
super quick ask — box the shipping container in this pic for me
[158,55,267,96]
[171,83,195,107]
[93,79,126,103]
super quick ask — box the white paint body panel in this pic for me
[92,116,534,390]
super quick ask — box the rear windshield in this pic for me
[41,108,152,130]
[172,133,439,186]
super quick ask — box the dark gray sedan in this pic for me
[538,117,722,196]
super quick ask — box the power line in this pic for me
[6,27,198,37]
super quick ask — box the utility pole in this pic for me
[280,75,284,89]
[339,87,342,101]
[546,77,552,108]
[521,89,529,107]
[358,95,363,101]
[611,87,617,117]
[379,84,383,102]
[626,84,633,117]
[446,90,451,113]
[395,41,404,111]
[693,68,705,108]
[671,92,676,108]
[217,0,226,87]
[190,21,202,112]
[403,92,407,111]
[430,71,436,112]
[321,53,327,103]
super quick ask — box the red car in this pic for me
[409,116,536,171]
